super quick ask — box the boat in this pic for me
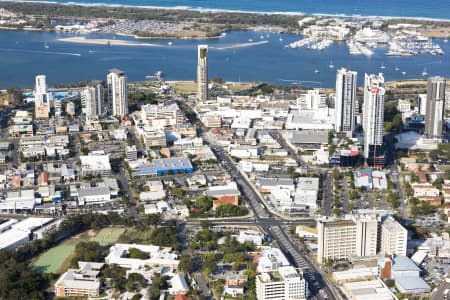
[314,69,320,74]
[402,71,407,75]
[248,38,253,42]
[44,42,49,49]
[394,66,399,71]
[279,37,283,42]
[329,61,335,69]
[260,35,264,39]
[168,41,173,46]
[444,39,448,43]
[422,68,428,76]
[287,38,312,49]
[380,63,386,69]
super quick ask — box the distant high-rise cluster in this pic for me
[107,68,128,118]
[197,45,208,103]
[334,68,357,137]
[424,76,446,139]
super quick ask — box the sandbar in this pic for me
[58,36,162,47]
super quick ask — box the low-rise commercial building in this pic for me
[135,157,193,177]
[256,266,308,300]
[80,154,112,177]
[77,187,111,205]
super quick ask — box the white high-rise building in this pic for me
[107,69,128,118]
[317,218,357,264]
[355,214,378,257]
[197,45,208,103]
[418,94,427,115]
[363,73,385,167]
[34,75,51,109]
[256,266,308,300]
[380,216,407,257]
[425,76,446,139]
[335,68,357,136]
[81,80,104,118]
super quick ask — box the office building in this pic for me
[424,76,446,139]
[256,266,308,300]
[125,145,138,161]
[81,80,104,118]
[34,75,51,117]
[317,218,357,264]
[380,216,407,256]
[107,69,128,117]
[317,215,378,264]
[363,73,385,167]
[355,214,378,257]
[297,89,327,110]
[335,68,357,136]
[197,45,208,103]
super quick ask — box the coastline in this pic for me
[5,0,450,22]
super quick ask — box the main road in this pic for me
[196,124,337,300]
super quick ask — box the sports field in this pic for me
[89,227,126,246]
[33,227,125,273]
[33,244,76,274]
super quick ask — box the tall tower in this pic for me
[197,45,208,104]
[425,76,446,139]
[34,75,50,109]
[363,73,385,168]
[81,80,104,119]
[107,69,128,118]
[335,68,357,137]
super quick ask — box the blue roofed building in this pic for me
[394,276,431,294]
[378,255,431,295]
[135,157,193,177]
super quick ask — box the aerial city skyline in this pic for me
[0,2,449,300]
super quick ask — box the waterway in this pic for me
[1,29,449,88]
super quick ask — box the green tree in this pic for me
[127,248,150,259]
[215,204,248,217]
[196,195,213,211]
[178,253,195,273]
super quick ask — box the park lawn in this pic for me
[171,81,197,94]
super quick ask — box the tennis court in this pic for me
[33,244,76,274]
[89,227,125,246]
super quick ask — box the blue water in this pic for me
[16,0,450,20]
[0,29,449,88]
